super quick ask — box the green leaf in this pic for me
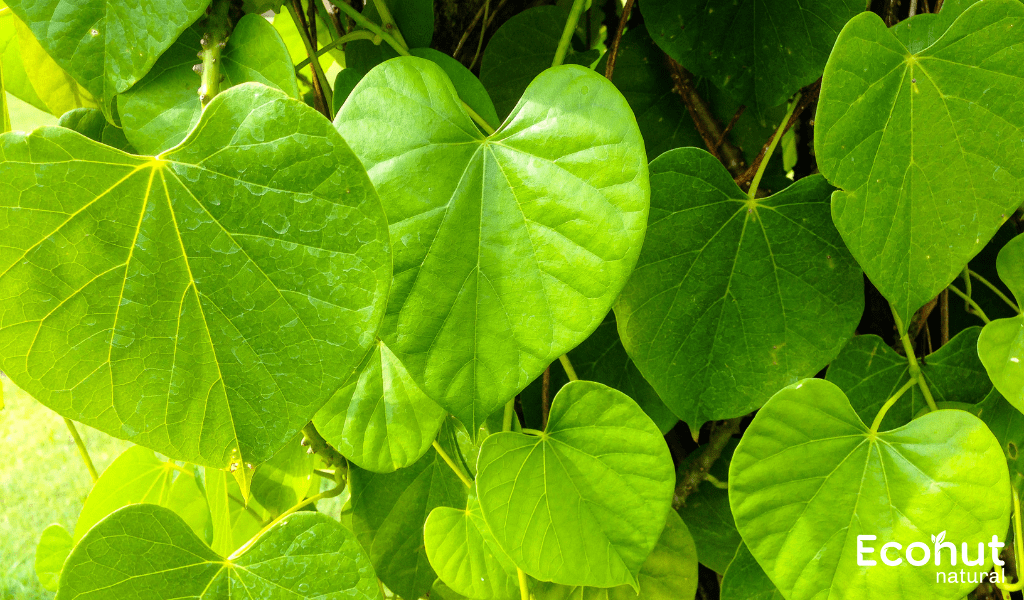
[315,339,445,473]
[720,544,784,600]
[206,468,237,556]
[0,83,391,470]
[675,440,741,574]
[335,57,648,431]
[424,493,520,600]
[344,0,434,75]
[615,147,863,429]
[826,328,992,431]
[0,61,9,133]
[730,378,1011,600]
[117,14,299,155]
[4,0,209,115]
[332,68,363,116]
[34,523,72,592]
[165,467,212,542]
[979,233,1024,412]
[642,0,863,109]
[250,432,314,516]
[479,6,598,120]
[7,13,96,116]
[411,47,500,129]
[350,444,469,600]
[476,380,674,588]
[531,512,699,600]
[73,446,174,543]
[0,4,48,113]
[57,107,132,152]
[815,1,1024,329]
[56,504,381,600]
[974,387,1024,494]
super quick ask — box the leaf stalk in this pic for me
[64,418,99,483]
[746,92,800,199]
[551,0,586,68]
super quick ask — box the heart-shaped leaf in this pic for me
[425,493,520,600]
[350,442,469,600]
[642,0,864,109]
[55,504,381,600]
[826,328,992,431]
[531,511,699,600]
[720,544,783,600]
[730,378,1010,600]
[476,380,674,588]
[314,339,446,473]
[979,233,1024,412]
[117,14,299,155]
[815,0,1024,328]
[335,57,648,431]
[615,147,863,430]
[0,83,391,470]
[5,0,209,114]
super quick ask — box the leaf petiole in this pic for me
[969,269,1021,314]
[517,566,530,600]
[997,490,1024,591]
[551,0,586,67]
[948,284,991,323]
[369,0,409,50]
[559,354,579,381]
[869,377,919,434]
[63,418,99,483]
[746,92,800,199]
[328,0,410,57]
[294,31,377,70]
[432,440,473,489]
[892,307,939,412]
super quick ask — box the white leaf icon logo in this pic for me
[931,531,946,544]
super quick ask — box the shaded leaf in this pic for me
[730,378,1010,600]
[250,432,314,516]
[335,57,648,431]
[974,387,1024,494]
[979,232,1024,412]
[0,83,391,470]
[615,147,862,429]
[34,523,71,592]
[720,544,784,600]
[476,381,674,588]
[675,439,741,574]
[57,107,132,152]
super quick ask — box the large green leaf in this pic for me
[531,512,699,600]
[815,0,1024,328]
[979,232,1024,412]
[0,83,391,470]
[56,504,381,600]
[4,0,209,115]
[730,378,1011,600]
[642,0,863,110]
[476,381,674,588]
[117,14,299,155]
[826,328,992,431]
[720,544,783,600]
[424,493,520,600]
[675,440,741,574]
[615,147,862,429]
[350,444,468,600]
[34,523,72,592]
[335,57,648,431]
[314,339,446,473]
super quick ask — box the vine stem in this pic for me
[672,417,742,509]
[517,567,530,600]
[948,284,991,323]
[287,0,333,115]
[892,307,939,412]
[432,440,473,489]
[997,490,1024,592]
[468,0,489,70]
[551,0,586,67]
[665,60,746,176]
[558,354,578,381]
[502,398,516,432]
[64,418,98,483]
[969,269,1021,314]
[198,0,231,106]
[369,0,408,49]
[295,31,376,70]
[301,422,346,468]
[869,378,918,434]
[329,0,409,56]
[603,0,635,80]
[746,92,800,199]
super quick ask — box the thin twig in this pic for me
[713,105,745,154]
[909,0,919,17]
[453,3,488,59]
[672,418,743,509]
[603,0,635,80]
[940,288,949,345]
[664,58,746,176]
[541,366,551,429]
[734,79,821,189]
[469,0,489,70]
[907,296,937,344]
[289,0,332,116]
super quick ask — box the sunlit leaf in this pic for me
[34,523,71,592]
[250,432,314,516]
[979,232,1024,413]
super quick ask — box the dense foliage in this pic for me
[1,0,1022,598]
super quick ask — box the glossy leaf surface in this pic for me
[730,378,1010,600]
[0,83,391,470]
[615,147,862,429]
[336,57,648,430]
[979,232,1024,412]
[476,381,674,588]
[816,1,1024,327]
[56,504,381,600]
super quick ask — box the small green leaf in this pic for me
[974,387,1024,494]
[477,380,674,588]
[250,432,314,516]
[34,523,72,592]
[57,107,132,152]
[826,328,992,431]
[56,504,381,600]
[730,378,1011,600]
[642,0,864,109]
[531,512,699,600]
[0,83,391,470]
[675,440,741,574]
[979,233,1024,412]
[4,0,208,116]
[815,1,1024,328]
[314,339,446,473]
[335,57,648,431]
[720,544,784,600]
[424,494,520,600]
[117,14,300,155]
[615,147,863,430]
[350,444,469,600]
